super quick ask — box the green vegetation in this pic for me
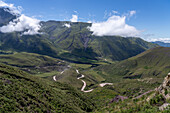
[0,52,68,74]
[97,91,170,113]
[0,9,169,112]
[0,63,95,112]
[0,12,158,64]
[96,47,170,81]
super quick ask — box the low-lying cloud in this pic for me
[70,15,78,22]
[88,11,140,37]
[0,1,41,35]
[147,38,170,43]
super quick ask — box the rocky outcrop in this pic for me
[156,73,170,111]
[159,103,170,111]
[156,73,170,100]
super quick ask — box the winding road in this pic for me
[76,69,113,93]
[53,69,113,93]
[76,70,94,93]
[53,71,65,81]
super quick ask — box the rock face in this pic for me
[159,103,170,111]
[156,73,170,111]
[156,73,170,100]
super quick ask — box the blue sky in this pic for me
[2,0,170,41]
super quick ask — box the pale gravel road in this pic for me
[76,69,113,93]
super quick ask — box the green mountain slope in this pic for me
[0,63,94,112]
[0,9,158,63]
[41,21,158,61]
[97,47,170,80]
[0,32,60,57]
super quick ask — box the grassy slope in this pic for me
[74,47,169,110]
[0,32,60,58]
[96,47,170,81]
[98,92,169,113]
[0,63,95,112]
[42,21,158,62]
[0,52,68,75]
[96,74,170,113]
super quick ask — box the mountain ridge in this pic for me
[0,8,158,63]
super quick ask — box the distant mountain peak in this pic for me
[0,7,17,26]
[152,41,170,47]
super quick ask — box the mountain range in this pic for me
[0,7,169,112]
[152,41,170,47]
[0,7,158,64]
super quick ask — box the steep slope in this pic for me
[41,21,158,61]
[0,32,60,57]
[97,47,170,80]
[0,63,94,112]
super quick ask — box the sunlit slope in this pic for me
[97,47,170,79]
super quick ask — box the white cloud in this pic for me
[87,21,92,23]
[147,38,170,43]
[129,10,136,17]
[0,1,41,35]
[0,14,41,35]
[63,23,71,28]
[70,15,78,22]
[88,15,140,37]
[0,0,22,15]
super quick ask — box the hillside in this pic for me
[41,21,158,61]
[0,63,94,112]
[0,52,69,75]
[97,73,170,112]
[96,47,170,81]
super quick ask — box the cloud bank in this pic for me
[0,1,41,35]
[88,14,140,37]
[0,14,41,35]
[70,15,78,22]
[147,38,170,43]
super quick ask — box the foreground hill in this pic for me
[97,47,170,81]
[0,64,94,112]
[98,73,170,112]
